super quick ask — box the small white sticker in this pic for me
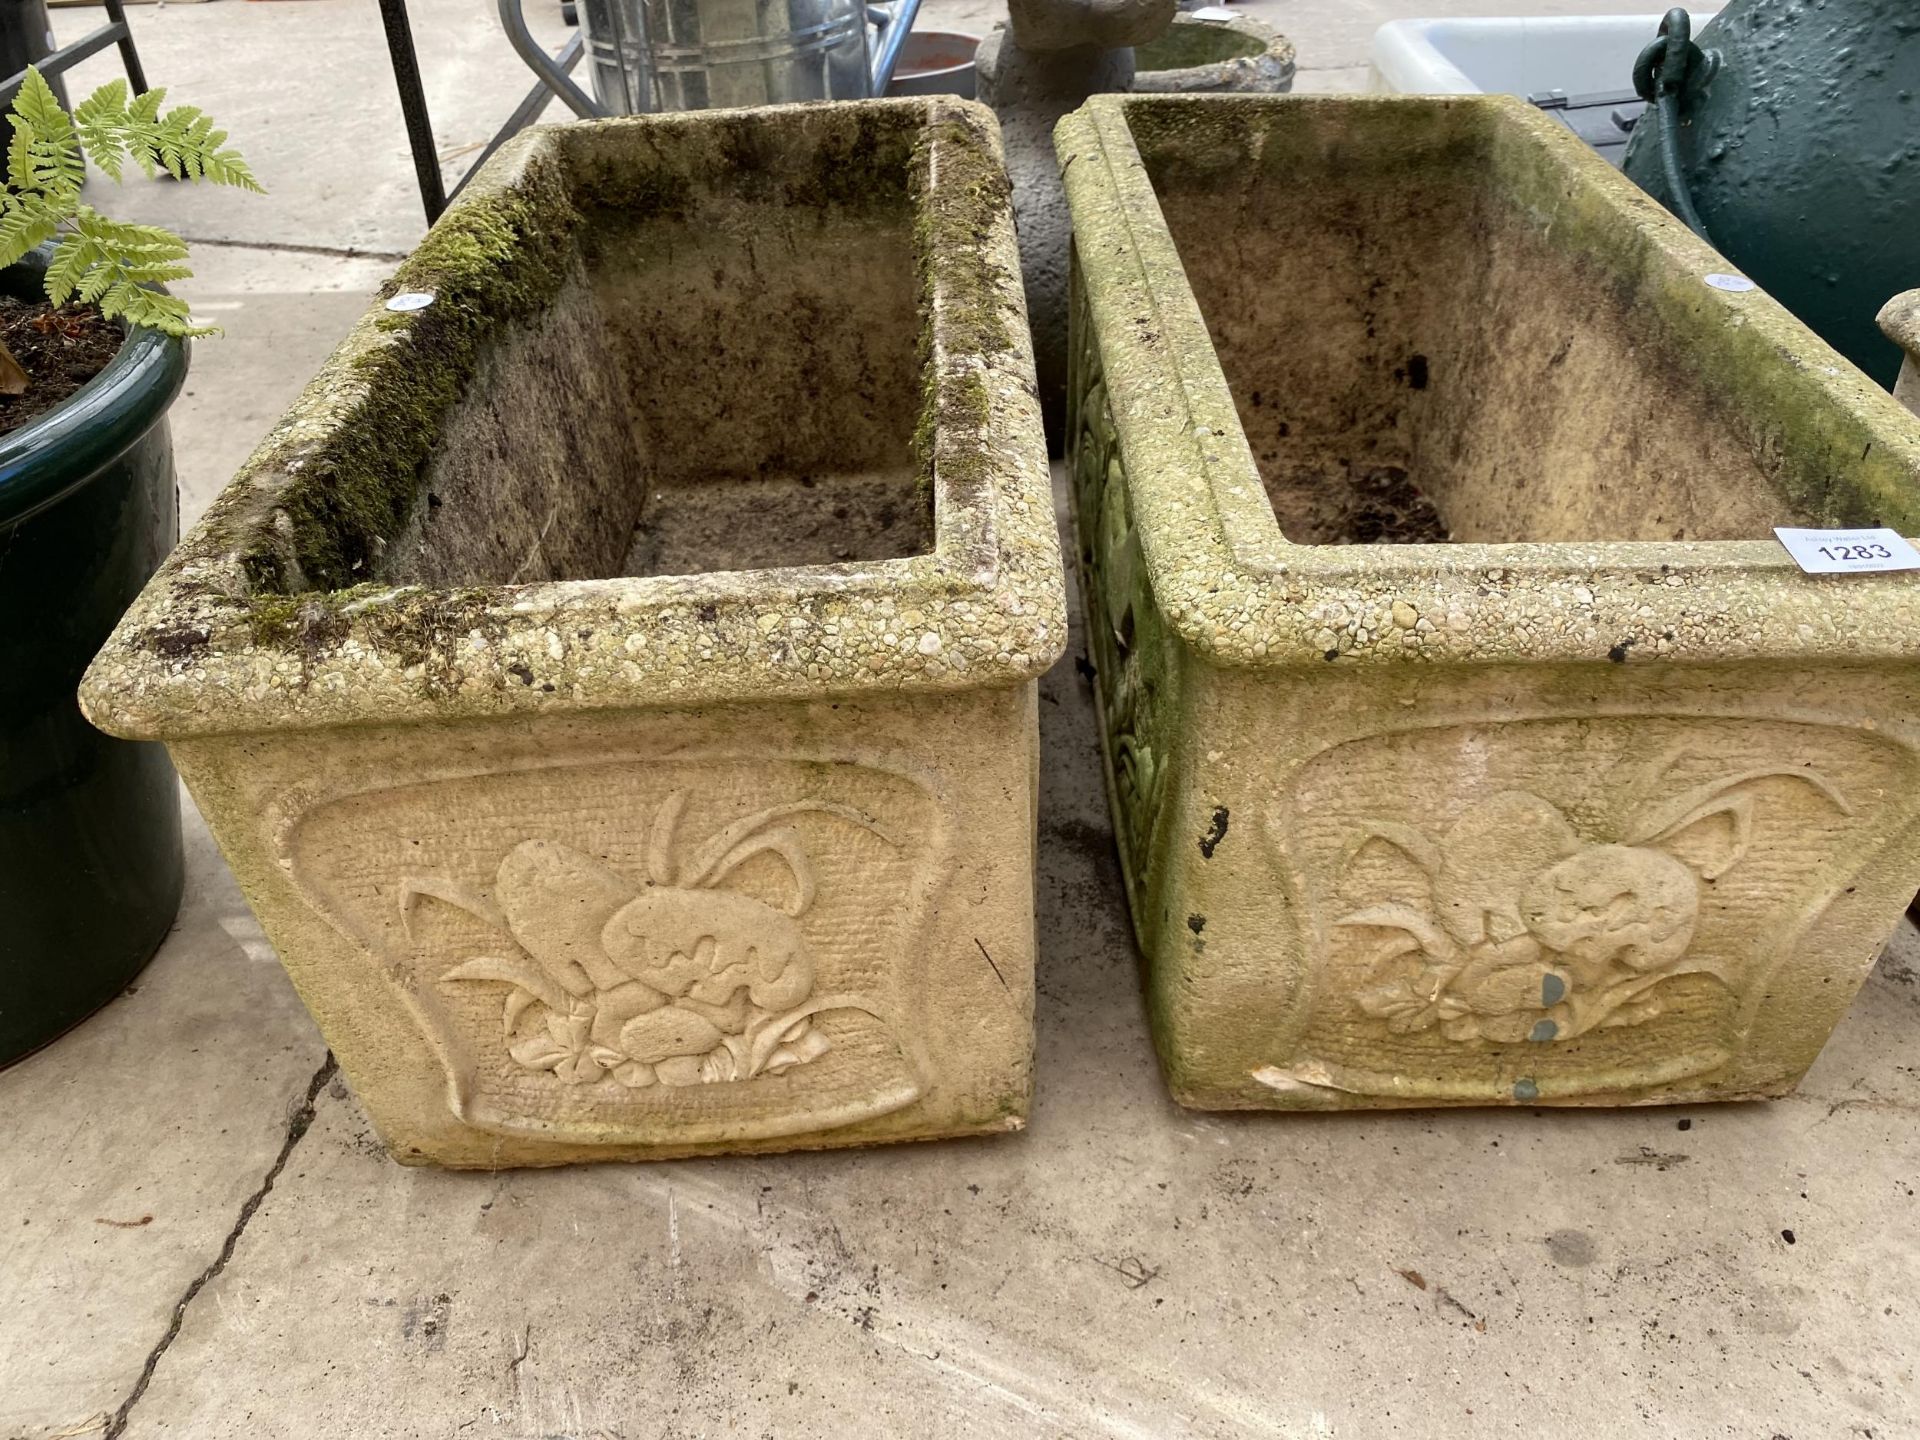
[1705,273,1756,292]
[385,291,436,312]
[1189,5,1237,17]
[1774,526,1920,574]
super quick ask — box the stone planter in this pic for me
[83,98,1064,1166]
[1132,14,1295,95]
[1057,93,1920,1111]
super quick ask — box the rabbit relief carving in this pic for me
[398,792,894,1089]
[1335,762,1851,1045]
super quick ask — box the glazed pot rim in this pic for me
[0,252,188,531]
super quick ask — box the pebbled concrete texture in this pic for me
[4,0,1918,1434]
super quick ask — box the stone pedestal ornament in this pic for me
[82,99,1065,1166]
[1881,292,1920,418]
[977,32,1137,454]
[1059,93,1920,1111]
[977,0,1175,452]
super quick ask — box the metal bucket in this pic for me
[883,29,977,99]
[580,0,876,112]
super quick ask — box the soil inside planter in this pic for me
[1129,103,1809,547]
[624,470,932,575]
[0,299,122,437]
[1321,463,1450,544]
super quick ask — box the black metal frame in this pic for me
[0,0,147,102]
[377,0,584,225]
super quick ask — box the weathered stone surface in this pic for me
[81,99,1065,1166]
[1058,93,1920,1110]
[1880,289,1920,416]
[1131,12,1296,94]
[11,479,1920,1440]
[1007,0,1174,51]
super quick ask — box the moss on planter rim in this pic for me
[228,152,582,596]
[910,109,1017,514]
[83,98,1064,742]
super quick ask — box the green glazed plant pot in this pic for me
[0,249,187,1067]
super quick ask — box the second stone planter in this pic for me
[83,98,1064,1166]
[1058,93,1920,1111]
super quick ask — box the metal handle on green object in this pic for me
[1632,8,1721,241]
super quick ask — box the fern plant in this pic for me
[0,67,260,392]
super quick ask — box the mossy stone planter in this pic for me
[1058,94,1920,1111]
[0,252,185,1068]
[1132,14,1295,95]
[83,99,1064,1166]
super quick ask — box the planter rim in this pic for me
[1131,13,1296,92]
[0,280,187,530]
[1055,93,1920,671]
[81,98,1064,742]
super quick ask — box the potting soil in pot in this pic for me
[0,300,121,433]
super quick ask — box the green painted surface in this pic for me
[1624,0,1920,388]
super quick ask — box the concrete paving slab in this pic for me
[51,0,574,254]
[0,797,330,1440]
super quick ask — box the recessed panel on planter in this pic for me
[1265,716,1917,1104]
[82,98,1063,1165]
[281,758,939,1145]
[1059,93,1920,1111]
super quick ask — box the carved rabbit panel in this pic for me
[1269,716,1918,1101]
[280,758,939,1145]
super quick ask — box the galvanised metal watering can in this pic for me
[1624,0,1920,388]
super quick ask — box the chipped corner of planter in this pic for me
[81,97,1064,1167]
[1059,91,1920,1113]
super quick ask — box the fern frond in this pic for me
[72,78,129,180]
[49,213,208,337]
[99,278,205,336]
[12,67,65,132]
[67,79,263,193]
[0,191,66,270]
[3,70,257,347]
[7,68,83,196]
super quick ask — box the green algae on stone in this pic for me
[910,110,1018,505]
[84,95,1062,736]
[239,158,583,595]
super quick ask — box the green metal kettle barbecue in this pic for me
[1624,0,1920,389]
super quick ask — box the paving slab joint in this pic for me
[100,1054,339,1440]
